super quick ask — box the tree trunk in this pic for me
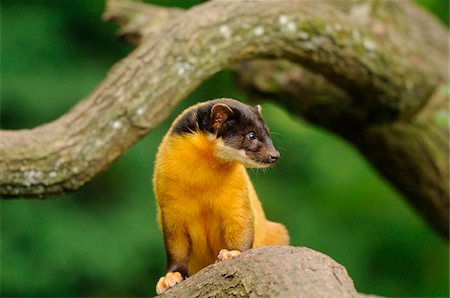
[0,0,448,239]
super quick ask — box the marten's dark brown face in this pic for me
[171,98,280,168]
[208,99,280,168]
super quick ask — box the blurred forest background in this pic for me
[1,0,448,297]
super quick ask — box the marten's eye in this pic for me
[247,132,258,141]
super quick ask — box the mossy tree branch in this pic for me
[105,0,450,238]
[0,0,448,238]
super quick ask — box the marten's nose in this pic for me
[269,151,280,162]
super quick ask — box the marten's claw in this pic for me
[156,271,183,294]
[217,249,241,261]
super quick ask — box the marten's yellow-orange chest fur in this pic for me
[153,98,289,294]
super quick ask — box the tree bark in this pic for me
[0,0,448,238]
[158,246,380,298]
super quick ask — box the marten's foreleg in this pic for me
[217,202,254,261]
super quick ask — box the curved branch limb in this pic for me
[0,0,444,210]
[102,0,449,237]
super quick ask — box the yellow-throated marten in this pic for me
[153,98,289,294]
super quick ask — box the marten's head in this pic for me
[172,98,280,168]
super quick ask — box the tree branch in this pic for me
[103,0,450,238]
[158,246,380,298]
[0,0,447,238]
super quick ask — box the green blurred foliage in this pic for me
[1,0,448,297]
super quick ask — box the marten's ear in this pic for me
[211,103,233,133]
[255,104,262,115]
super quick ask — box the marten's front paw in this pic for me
[217,249,241,261]
[156,271,183,294]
